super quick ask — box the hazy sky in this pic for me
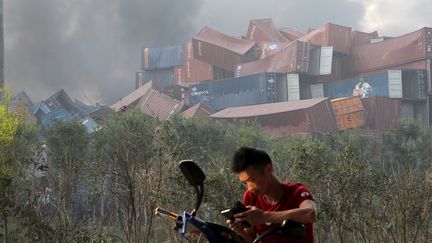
[4,0,432,105]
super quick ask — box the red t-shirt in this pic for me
[243,182,314,243]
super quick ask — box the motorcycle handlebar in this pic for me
[154,207,180,222]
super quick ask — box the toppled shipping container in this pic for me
[81,117,99,133]
[335,111,365,129]
[279,27,306,41]
[45,89,83,117]
[74,99,95,116]
[331,96,366,129]
[331,96,364,115]
[298,23,352,54]
[88,106,114,125]
[351,30,379,47]
[210,98,338,137]
[137,88,184,120]
[187,73,287,111]
[258,42,290,59]
[349,27,432,74]
[40,109,73,130]
[246,19,288,42]
[10,91,37,125]
[142,45,183,70]
[112,81,155,112]
[237,41,316,76]
[182,102,215,119]
[192,26,259,72]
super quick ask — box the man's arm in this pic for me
[265,199,317,224]
[235,200,317,226]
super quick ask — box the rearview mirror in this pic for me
[179,160,206,215]
[179,160,205,187]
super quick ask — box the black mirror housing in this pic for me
[179,160,206,187]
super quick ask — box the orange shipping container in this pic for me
[331,96,364,115]
[335,111,366,129]
[331,96,365,129]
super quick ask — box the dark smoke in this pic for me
[5,0,202,104]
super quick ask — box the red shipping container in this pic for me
[280,27,306,41]
[211,98,338,137]
[238,41,314,76]
[361,96,401,130]
[246,19,288,42]
[258,42,290,59]
[351,30,379,47]
[298,23,352,55]
[174,42,214,84]
[192,26,259,72]
[349,27,432,75]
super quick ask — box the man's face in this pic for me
[238,164,272,195]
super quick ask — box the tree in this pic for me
[382,119,431,170]
[92,110,160,243]
[0,88,19,243]
[46,119,90,241]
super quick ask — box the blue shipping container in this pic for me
[325,72,391,99]
[40,109,73,129]
[142,69,174,90]
[188,73,283,111]
[142,45,183,70]
[324,70,427,100]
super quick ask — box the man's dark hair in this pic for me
[231,147,272,173]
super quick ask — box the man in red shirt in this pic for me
[227,147,316,243]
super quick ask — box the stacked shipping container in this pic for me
[173,42,214,84]
[322,69,427,101]
[187,73,287,111]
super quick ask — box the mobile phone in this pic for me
[221,201,251,227]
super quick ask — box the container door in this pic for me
[311,83,325,98]
[388,70,403,98]
[308,47,320,75]
[277,74,288,102]
[287,74,300,101]
[319,46,333,75]
[266,74,278,103]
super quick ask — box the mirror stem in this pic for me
[192,184,204,216]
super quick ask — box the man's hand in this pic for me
[234,206,269,226]
[226,219,254,242]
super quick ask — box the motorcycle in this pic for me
[155,160,306,243]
